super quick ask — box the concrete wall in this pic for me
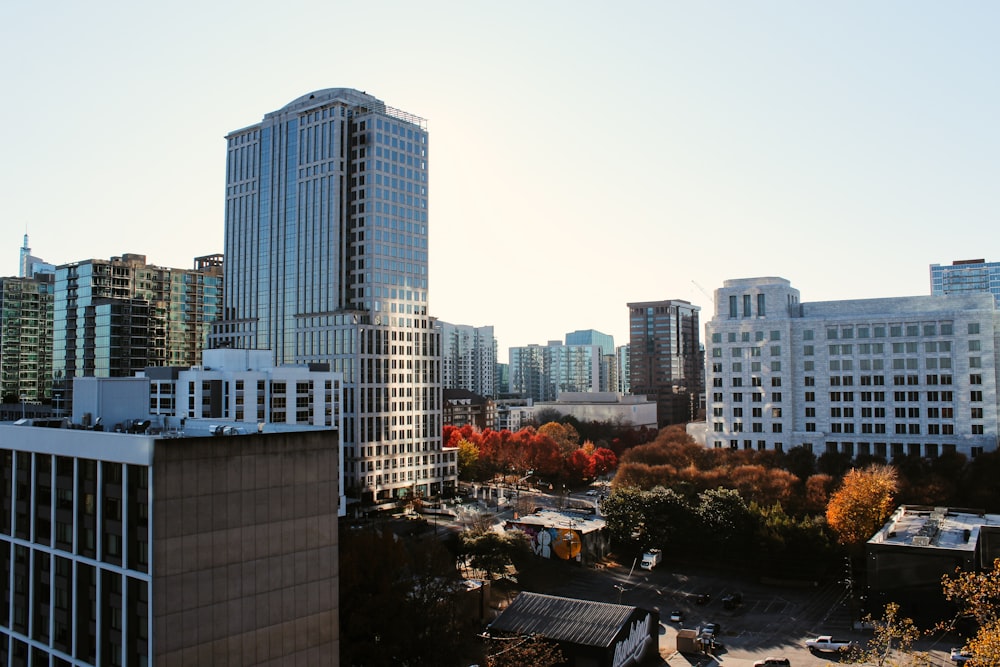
[151,431,340,665]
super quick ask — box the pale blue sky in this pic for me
[2,2,997,362]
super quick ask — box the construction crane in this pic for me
[691,280,714,305]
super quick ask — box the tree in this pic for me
[457,438,480,481]
[942,558,1000,665]
[564,448,591,485]
[783,445,817,481]
[341,528,481,665]
[600,487,648,546]
[852,602,925,666]
[826,465,898,546]
[697,487,755,557]
[802,473,835,514]
[460,527,532,581]
[589,447,618,478]
[538,421,580,458]
[485,634,564,667]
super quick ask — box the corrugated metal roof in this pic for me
[488,592,638,648]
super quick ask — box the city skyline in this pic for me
[2,2,998,361]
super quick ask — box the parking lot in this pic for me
[532,558,964,666]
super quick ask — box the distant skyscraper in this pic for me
[627,299,701,425]
[18,233,54,279]
[509,341,603,401]
[565,330,616,393]
[213,89,455,504]
[439,322,497,397]
[930,259,1000,306]
[616,344,630,394]
[0,274,54,403]
[565,329,615,356]
[53,253,223,408]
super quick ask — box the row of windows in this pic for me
[711,329,782,343]
[711,346,782,358]
[711,392,784,403]
[816,341,962,355]
[819,322,963,339]
[727,293,767,318]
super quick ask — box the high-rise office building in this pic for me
[565,329,615,356]
[52,254,222,410]
[213,89,455,503]
[616,344,630,395]
[438,322,497,398]
[0,274,54,403]
[508,341,603,402]
[627,299,702,425]
[705,277,1000,458]
[930,259,1000,306]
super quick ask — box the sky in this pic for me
[2,2,998,363]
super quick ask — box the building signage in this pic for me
[612,613,651,667]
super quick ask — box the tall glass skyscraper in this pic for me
[627,299,702,426]
[214,89,455,504]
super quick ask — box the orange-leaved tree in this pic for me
[942,558,1000,666]
[826,464,898,545]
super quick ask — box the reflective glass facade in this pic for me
[0,276,54,403]
[52,254,222,411]
[216,89,454,502]
[930,259,1000,307]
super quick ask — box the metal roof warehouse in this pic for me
[487,592,660,667]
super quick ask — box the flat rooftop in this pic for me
[869,505,1000,551]
[507,509,605,534]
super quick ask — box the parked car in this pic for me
[669,610,683,623]
[701,622,721,638]
[753,658,790,667]
[951,647,973,664]
[805,636,857,652]
[722,592,743,609]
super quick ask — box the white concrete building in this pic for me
[438,321,497,397]
[533,392,658,428]
[705,277,1000,459]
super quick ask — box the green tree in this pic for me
[600,486,648,546]
[460,527,532,581]
[643,486,696,551]
[697,487,755,558]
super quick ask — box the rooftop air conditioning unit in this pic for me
[912,535,931,547]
